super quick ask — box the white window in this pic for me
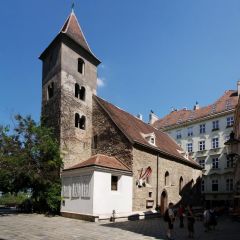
[199,141,205,151]
[187,143,193,153]
[212,157,219,169]
[62,178,71,198]
[150,136,155,145]
[226,116,234,127]
[212,179,218,192]
[81,175,91,198]
[212,120,219,131]
[187,127,193,137]
[176,130,182,139]
[212,137,219,149]
[200,124,206,134]
[226,178,233,192]
[198,159,205,169]
[71,177,81,198]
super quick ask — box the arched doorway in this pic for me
[160,190,168,214]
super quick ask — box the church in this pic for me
[39,10,202,221]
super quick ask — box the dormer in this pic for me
[177,149,189,160]
[141,132,156,146]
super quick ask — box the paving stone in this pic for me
[0,213,240,240]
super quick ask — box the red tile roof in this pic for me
[94,96,201,169]
[61,12,92,55]
[64,154,131,172]
[153,90,238,130]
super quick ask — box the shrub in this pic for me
[0,193,29,207]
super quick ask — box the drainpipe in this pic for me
[156,153,159,210]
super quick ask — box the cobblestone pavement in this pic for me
[0,212,240,240]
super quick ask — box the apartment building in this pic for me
[153,86,239,206]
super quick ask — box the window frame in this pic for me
[199,124,206,134]
[212,137,219,149]
[212,179,218,192]
[212,157,219,169]
[199,140,205,151]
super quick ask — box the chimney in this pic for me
[136,114,143,121]
[193,101,200,110]
[149,110,159,124]
[238,81,240,96]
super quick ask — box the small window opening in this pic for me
[75,83,80,98]
[75,113,80,128]
[92,135,98,149]
[80,116,86,130]
[75,113,86,130]
[164,171,169,186]
[47,82,54,99]
[149,192,152,198]
[78,58,85,74]
[111,176,118,191]
[75,83,86,101]
[179,177,183,194]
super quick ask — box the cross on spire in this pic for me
[71,1,75,12]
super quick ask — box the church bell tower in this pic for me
[39,10,101,169]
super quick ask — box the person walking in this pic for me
[203,206,210,232]
[164,202,175,240]
[178,204,185,228]
[187,205,195,238]
[209,207,217,230]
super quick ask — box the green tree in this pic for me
[0,115,63,213]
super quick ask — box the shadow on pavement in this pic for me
[102,218,168,240]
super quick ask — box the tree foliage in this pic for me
[0,115,63,213]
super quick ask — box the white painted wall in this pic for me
[61,168,94,215]
[61,167,133,217]
[93,171,132,216]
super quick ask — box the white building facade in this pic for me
[61,154,133,221]
[153,89,239,207]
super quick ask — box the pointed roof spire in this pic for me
[40,10,100,65]
[60,11,92,54]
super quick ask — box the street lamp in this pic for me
[224,132,240,157]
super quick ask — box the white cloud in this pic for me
[97,77,105,87]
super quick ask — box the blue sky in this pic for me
[1,0,240,126]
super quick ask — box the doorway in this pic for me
[160,190,168,214]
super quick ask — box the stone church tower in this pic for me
[40,11,101,168]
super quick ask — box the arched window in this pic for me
[79,86,85,101]
[75,113,86,130]
[78,58,85,74]
[164,171,169,186]
[47,82,54,99]
[179,176,183,193]
[75,83,80,98]
[79,115,86,130]
[75,113,80,128]
[75,83,85,101]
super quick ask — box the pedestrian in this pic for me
[203,206,210,232]
[209,207,217,230]
[164,202,175,240]
[178,204,185,228]
[187,205,195,238]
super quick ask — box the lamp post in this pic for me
[224,132,239,157]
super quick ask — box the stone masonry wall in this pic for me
[92,99,133,169]
[132,146,202,212]
[59,43,97,169]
